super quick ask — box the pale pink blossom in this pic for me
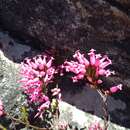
[110,84,122,93]
[63,49,114,86]
[88,122,103,130]
[35,101,50,119]
[19,55,60,118]
[19,55,56,103]
[20,55,55,86]
[0,99,4,117]
[73,50,89,66]
[29,87,49,103]
[51,87,61,100]
[88,49,96,65]
[51,88,61,96]
[58,120,68,130]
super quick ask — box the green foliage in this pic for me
[51,99,58,113]
[0,124,7,130]
[20,106,29,125]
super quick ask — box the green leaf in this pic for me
[0,124,7,130]
[51,99,58,113]
[20,106,29,124]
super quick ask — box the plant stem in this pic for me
[6,113,51,130]
[97,89,109,130]
[0,124,7,130]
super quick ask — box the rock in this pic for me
[59,101,130,130]
[0,31,40,113]
[0,0,130,84]
[0,0,130,83]
[0,31,41,62]
[0,50,21,112]
[116,0,130,5]
[60,79,130,128]
[0,31,130,129]
[104,0,130,15]
[0,0,130,51]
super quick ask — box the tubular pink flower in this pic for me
[0,99,4,117]
[28,87,49,103]
[73,50,89,66]
[51,88,61,96]
[46,57,54,68]
[35,100,50,119]
[88,49,96,65]
[63,49,115,86]
[88,122,103,130]
[99,57,112,69]
[51,87,61,100]
[105,70,115,77]
[110,84,122,93]
[58,120,68,130]
[19,55,59,118]
[20,55,56,103]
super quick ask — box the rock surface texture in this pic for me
[0,0,130,51]
[0,0,130,129]
[59,101,130,130]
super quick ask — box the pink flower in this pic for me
[88,122,103,130]
[0,99,4,117]
[51,88,61,100]
[29,87,49,103]
[51,88,61,96]
[63,49,114,86]
[58,120,68,130]
[88,49,96,65]
[109,84,122,93]
[19,55,56,103]
[20,55,55,86]
[19,55,59,118]
[35,101,50,119]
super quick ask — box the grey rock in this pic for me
[0,0,130,51]
[0,31,40,113]
[104,0,130,15]
[0,32,31,61]
[0,30,130,129]
[59,101,130,130]
[0,50,21,113]
[0,0,130,89]
[61,83,129,128]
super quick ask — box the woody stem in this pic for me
[97,89,109,130]
[5,113,51,130]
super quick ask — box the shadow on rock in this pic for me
[59,75,130,128]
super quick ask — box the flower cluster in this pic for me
[63,49,122,93]
[19,49,122,120]
[0,99,4,117]
[19,55,61,118]
[88,122,103,130]
[58,120,68,130]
